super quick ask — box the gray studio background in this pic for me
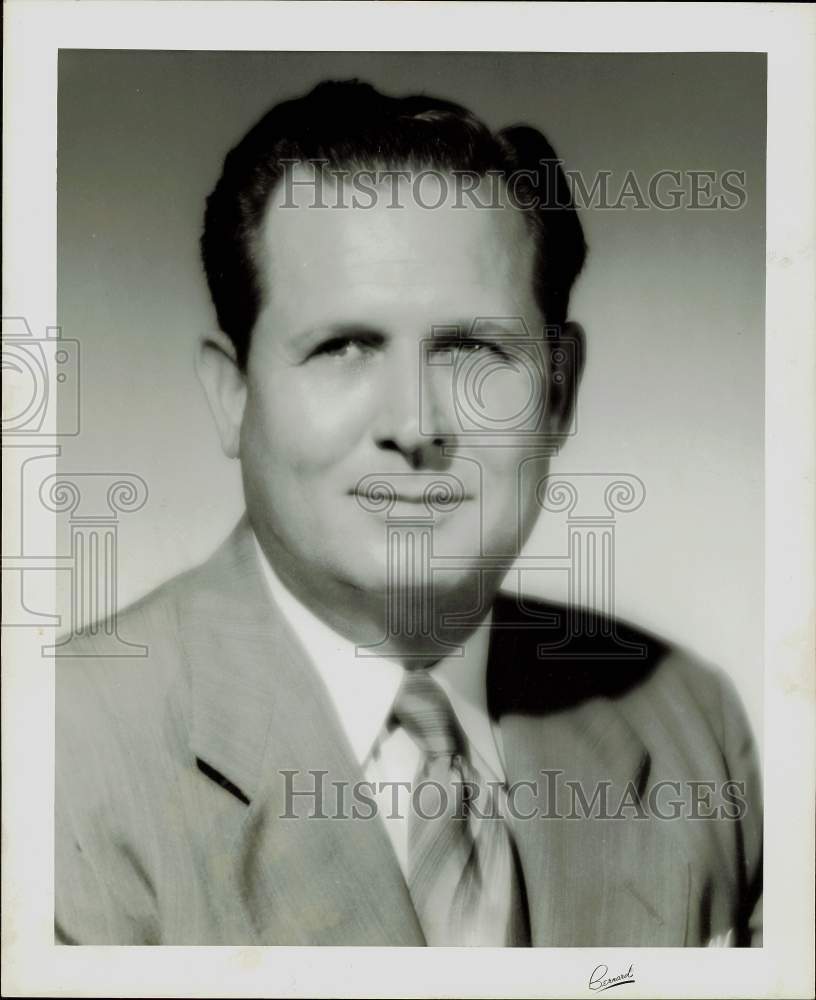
[57,51,765,744]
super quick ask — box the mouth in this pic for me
[357,493,468,503]
[349,489,474,506]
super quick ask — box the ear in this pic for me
[196,331,247,459]
[547,320,585,436]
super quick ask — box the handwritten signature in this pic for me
[588,964,636,992]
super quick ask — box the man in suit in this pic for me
[55,80,762,946]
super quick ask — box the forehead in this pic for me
[254,165,539,324]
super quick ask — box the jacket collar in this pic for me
[179,514,310,805]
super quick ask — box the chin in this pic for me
[328,548,392,594]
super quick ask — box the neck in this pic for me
[255,530,503,668]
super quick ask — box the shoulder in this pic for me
[53,557,229,945]
[57,563,197,721]
[55,555,220,790]
[488,591,750,752]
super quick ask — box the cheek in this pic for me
[447,361,546,434]
[243,373,375,477]
[479,446,549,513]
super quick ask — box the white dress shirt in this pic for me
[254,536,507,875]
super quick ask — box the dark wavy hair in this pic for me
[201,79,587,370]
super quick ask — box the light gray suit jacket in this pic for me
[55,517,762,945]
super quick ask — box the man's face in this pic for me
[237,167,555,598]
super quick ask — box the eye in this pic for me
[309,335,380,361]
[458,338,493,354]
[453,338,511,360]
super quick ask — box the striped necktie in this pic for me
[391,668,530,946]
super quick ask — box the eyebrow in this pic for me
[299,322,387,343]
[428,318,531,339]
[295,316,528,348]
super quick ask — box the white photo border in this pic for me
[2,2,814,997]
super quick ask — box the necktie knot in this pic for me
[391,669,464,759]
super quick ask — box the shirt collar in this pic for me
[253,534,500,777]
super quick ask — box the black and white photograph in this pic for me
[2,3,814,998]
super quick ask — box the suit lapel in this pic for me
[488,598,692,947]
[179,517,424,945]
[498,702,692,946]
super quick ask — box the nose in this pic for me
[375,342,450,470]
